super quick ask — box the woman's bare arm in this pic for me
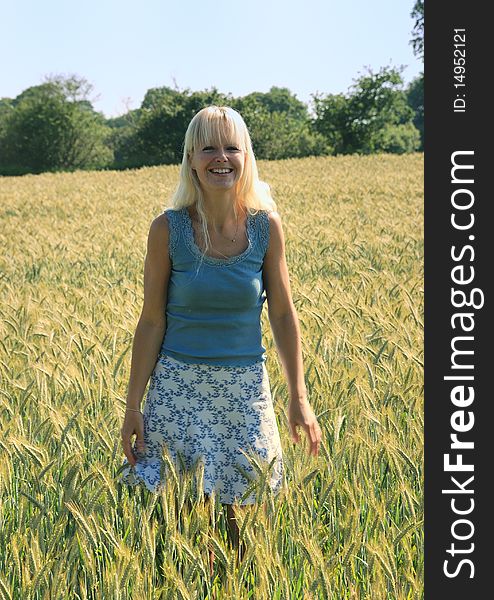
[262,211,321,456]
[121,213,171,466]
[125,213,171,410]
[262,211,306,401]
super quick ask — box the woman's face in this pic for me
[189,139,245,193]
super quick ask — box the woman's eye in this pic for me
[201,145,240,152]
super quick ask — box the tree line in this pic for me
[0,3,424,177]
[0,66,423,177]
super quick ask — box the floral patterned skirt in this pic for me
[118,353,285,505]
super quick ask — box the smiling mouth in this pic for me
[208,168,233,175]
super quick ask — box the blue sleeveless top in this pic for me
[159,206,271,366]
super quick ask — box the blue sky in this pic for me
[1,0,422,118]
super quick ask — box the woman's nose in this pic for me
[214,148,228,160]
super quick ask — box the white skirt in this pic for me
[119,353,285,505]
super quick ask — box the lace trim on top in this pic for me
[182,207,252,267]
[164,209,180,260]
[165,207,270,266]
[257,209,270,252]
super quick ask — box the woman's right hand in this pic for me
[121,411,146,467]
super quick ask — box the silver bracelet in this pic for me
[126,407,142,413]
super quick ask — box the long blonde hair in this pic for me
[167,106,276,257]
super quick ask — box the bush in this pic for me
[374,123,421,154]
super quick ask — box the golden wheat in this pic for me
[0,153,423,599]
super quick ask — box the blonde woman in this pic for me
[119,105,322,571]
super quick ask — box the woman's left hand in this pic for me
[288,400,322,456]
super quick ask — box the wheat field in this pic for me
[0,153,423,599]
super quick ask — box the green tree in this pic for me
[233,91,330,160]
[0,98,14,145]
[0,75,112,175]
[408,1,424,151]
[406,74,424,150]
[313,66,420,155]
[238,87,309,120]
[109,84,328,167]
[410,0,424,61]
[106,108,143,169]
[374,123,421,154]
[311,93,350,155]
[111,86,231,169]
